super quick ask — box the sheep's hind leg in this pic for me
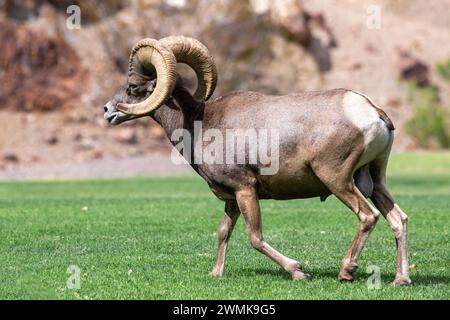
[370,158,411,286]
[209,201,240,277]
[236,188,310,280]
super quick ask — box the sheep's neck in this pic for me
[151,86,204,148]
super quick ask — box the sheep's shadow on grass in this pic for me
[312,270,449,286]
[233,267,450,286]
[394,274,449,286]
[235,267,293,280]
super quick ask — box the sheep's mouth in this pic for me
[104,109,141,125]
[105,112,121,125]
[106,114,117,122]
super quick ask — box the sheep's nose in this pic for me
[104,105,108,113]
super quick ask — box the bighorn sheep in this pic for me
[103,36,411,285]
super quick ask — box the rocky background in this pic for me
[0,0,449,177]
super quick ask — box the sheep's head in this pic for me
[104,36,217,125]
[103,72,157,125]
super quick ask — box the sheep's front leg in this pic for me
[236,188,310,280]
[209,201,240,277]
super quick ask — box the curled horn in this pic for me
[117,38,177,115]
[159,36,217,101]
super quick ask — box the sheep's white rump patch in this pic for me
[342,91,391,167]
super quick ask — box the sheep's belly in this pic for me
[256,166,331,200]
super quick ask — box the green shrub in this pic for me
[404,81,450,149]
[437,59,450,81]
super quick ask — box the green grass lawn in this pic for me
[0,152,449,299]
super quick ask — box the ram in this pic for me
[103,36,410,285]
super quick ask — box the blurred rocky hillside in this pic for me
[0,0,449,174]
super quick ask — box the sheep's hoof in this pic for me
[291,270,311,281]
[392,275,412,286]
[338,270,354,282]
[208,268,223,278]
[338,261,358,282]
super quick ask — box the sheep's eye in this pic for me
[127,84,139,96]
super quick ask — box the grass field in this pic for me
[0,152,449,299]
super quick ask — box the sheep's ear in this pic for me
[145,78,157,92]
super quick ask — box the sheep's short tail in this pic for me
[375,107,395,131]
